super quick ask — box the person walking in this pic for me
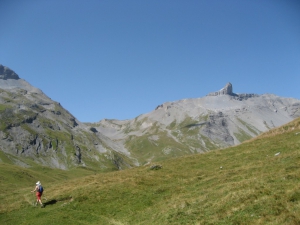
[31,181,44,207]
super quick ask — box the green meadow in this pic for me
[0,117,300,225]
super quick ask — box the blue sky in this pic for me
[1,0,299,122]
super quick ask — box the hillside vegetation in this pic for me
[1,66,300,170]
[0,87,134,171]
[0,117,300,225]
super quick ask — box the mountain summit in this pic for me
[0,64,131,170]
[0,64,300,170]
[0,64,19,80]
[0,65,43,93]
[207,82,233,96]
[207,82,259,101]
[94,83,300,165]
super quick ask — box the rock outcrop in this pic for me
[207,83,259,101]
[1,64,300,170]
[0,64,134,171]
[0,64,19,80]
[94,84,300,165]
[207,82,233,96]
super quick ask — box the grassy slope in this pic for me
[0,117,300,225]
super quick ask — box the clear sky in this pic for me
[1,0,299,122]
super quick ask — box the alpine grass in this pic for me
[0,117,299,225]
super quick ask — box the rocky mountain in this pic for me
[0,64,133,170]
[91,83,300,165]
[0,64,299,170]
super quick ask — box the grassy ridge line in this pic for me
[0,117,300,224]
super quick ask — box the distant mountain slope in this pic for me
[92,83,300,165]
[0,64,134,170]
[0,64,299,169]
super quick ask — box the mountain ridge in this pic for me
[93,91,300,165]
[0,64,134,170]
[0,64,19,80]
[0,64,299,169]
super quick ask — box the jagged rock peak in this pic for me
[0,64,19,80]
[207,82,233,96]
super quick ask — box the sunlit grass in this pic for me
[0,117,300,224]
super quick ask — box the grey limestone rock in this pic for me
[207,82,233,96]
[0,64,19,80]
[1,63,300,171]
[207,82,259,100]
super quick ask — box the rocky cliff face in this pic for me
[0,64,19,80]
[1,65,300,170]
[207,82,259,100]
[207,82,233,96]
[0,65,134,170]
[93,83,300,165]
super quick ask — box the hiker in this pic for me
[31,181,44,207]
